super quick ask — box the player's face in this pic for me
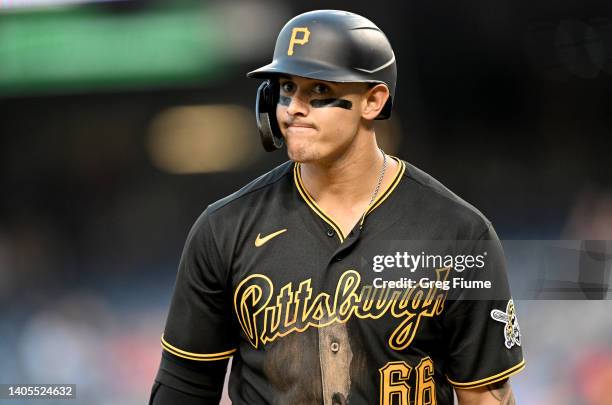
[276,75,370,164]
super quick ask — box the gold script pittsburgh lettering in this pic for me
[233,268,450,350]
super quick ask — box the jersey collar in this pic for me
[293,157,406,242]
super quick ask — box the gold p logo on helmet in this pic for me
[287,27,310,56]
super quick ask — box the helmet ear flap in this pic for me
[255,80,284,152]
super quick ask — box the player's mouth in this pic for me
[284,120,317,134]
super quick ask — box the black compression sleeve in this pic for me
[149,351,229,404]
[149,381,221,405]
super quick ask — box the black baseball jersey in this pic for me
[158,158,525,404]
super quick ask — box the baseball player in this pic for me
[149,10,524,405]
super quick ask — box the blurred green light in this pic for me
[0,6,227,96]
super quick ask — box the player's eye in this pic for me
[280,81,295,94]
[312,83,330,95]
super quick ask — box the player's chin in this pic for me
[286,146,310,163]
[285,139,319,163]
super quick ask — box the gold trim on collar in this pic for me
[293,157,405,240]
[359,157,405,226]
[294,163,345,242]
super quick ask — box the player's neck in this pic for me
[299,133,394,207]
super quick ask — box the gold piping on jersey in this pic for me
[359,157,405,226]
[294,163,346,242]
[446,359,526,389]
[293,157,405,241]
[161,334,236,361]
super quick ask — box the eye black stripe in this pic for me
[277,96,352,110]
[310,98,352,109]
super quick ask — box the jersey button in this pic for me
[330,341,340,353]
[327,229,335,237]
[335,256,343,261]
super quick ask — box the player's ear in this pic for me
[361,84,389,121]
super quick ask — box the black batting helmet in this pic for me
[247,10,397,152]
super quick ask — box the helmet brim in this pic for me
[247,59,385,85]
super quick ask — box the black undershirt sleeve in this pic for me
[150,383,216,405]
[149,351,230,404]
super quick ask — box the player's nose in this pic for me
[285,92,310,117]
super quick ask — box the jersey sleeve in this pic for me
[161,208,238,362]
[442,223,525,389]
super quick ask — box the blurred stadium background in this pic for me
[1,0,611,404]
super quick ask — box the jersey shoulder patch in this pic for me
[490,299,521,349]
